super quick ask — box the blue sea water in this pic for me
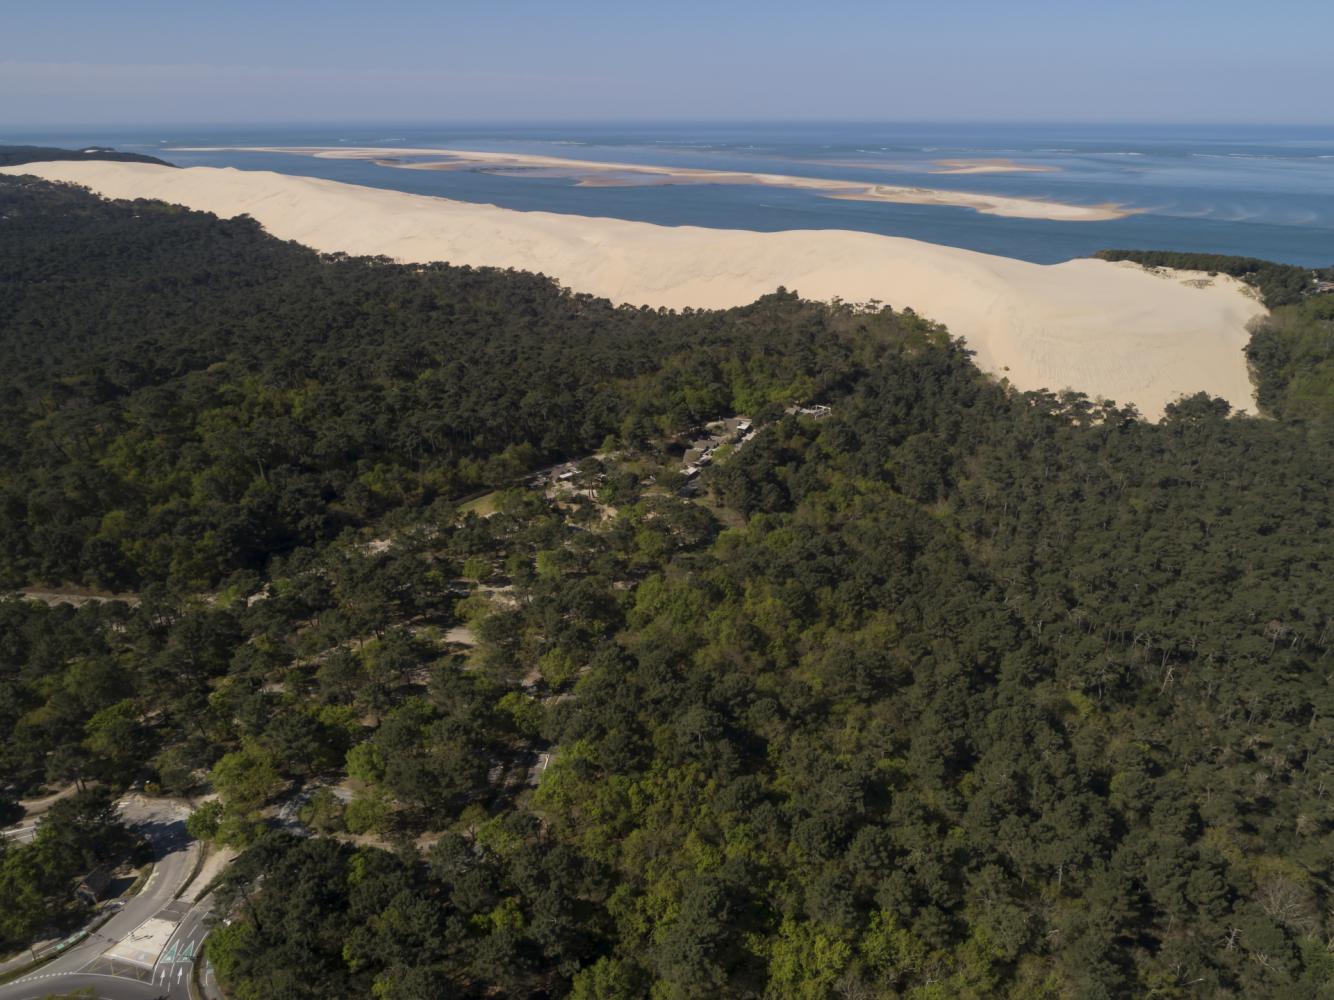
[5,122,1332,267]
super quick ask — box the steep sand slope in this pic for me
[2,161,1266,416]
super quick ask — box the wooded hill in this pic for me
[1,176,1332,998]
[0,145,175,168]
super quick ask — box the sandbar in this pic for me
[931,158,1059,174]
[169,146,1126,222]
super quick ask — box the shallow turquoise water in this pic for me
[7,122,1332,266]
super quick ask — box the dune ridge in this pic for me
[1,160,1266,417]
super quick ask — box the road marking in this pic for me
[14,969,154,984]
[109,915,178,968]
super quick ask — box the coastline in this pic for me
[0,160,1264,417]
[167,145,1130,222]
[829,185,1124,221]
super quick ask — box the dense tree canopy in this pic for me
[0,788,138,951]
[0,145,173,168]
[1246,292,1334,422]
[2,177,1333,997]
[0,176,916,590]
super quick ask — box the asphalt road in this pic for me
[0,970,167,999]
[0,798,216,1000]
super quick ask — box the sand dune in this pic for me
[2,160,1265,417]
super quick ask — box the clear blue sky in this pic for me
[2,0,1331,126]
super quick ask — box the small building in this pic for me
[76,868,112,905]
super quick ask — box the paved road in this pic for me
[2,785,78,844]
[0,798,216,1000]
[0,970,166,999]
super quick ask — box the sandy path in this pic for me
[2,161,1265,417]
[12,588,141,607]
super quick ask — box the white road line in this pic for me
[16,969,154,984]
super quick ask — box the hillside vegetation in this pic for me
[1,178,1332,998]
[0,145,174,168]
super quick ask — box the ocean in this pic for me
[5,122,1332,267]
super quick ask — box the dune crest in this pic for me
[2,160,1265,417]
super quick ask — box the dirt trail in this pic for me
[13,589,141,607]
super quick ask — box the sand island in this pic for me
[169,146,1127,222]
[930,158,1060,174]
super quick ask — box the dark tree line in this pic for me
[0,145,174,168]
[1094,249,1326,308]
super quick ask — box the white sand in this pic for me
[931,158,1059,175]
[2,160,1266,416]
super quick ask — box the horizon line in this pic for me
[4,118,1334,131]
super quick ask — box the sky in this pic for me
[2,0,1332,126]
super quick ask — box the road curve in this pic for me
[0,971,165,999]
[0,799,214,1000]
